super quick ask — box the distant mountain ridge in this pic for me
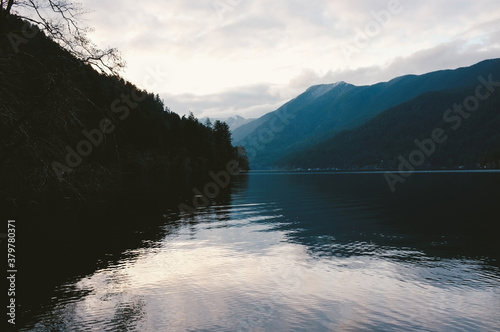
[201,115,255,131]
[279,85,500,170]
[233,58,500,169]
[304,82,347,100]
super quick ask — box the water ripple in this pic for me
[21,173,500,331]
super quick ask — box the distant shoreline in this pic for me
[246,169,500,174]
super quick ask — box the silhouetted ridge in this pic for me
[0,14,249,207]
[279,86,500,169]
[233,58,500,169]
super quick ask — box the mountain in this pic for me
[201,115,256,132]
[233,59,500,168]
[231,82,352,143]
[278,85,500,170]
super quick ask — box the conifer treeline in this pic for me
[0,14,249,205]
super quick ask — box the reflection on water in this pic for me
[21,172,500,331]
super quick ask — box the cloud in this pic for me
[78,0,500,119]
[160,84,287,119]
[284,34,500,89]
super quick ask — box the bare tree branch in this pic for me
[3,0,125,75]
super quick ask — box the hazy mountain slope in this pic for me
[234,58,500,168]
[278,85,500,169]
[231,83,348,142]
[201,115,255,131]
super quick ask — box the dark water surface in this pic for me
[17,171,500,331]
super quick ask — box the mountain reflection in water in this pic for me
[19,171,500,331]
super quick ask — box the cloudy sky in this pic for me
[80,0,500,119]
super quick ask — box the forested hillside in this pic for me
[233,59,500,169]
[0,14,248,208]
[278,86,500,170]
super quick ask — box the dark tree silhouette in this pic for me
[213,120,232,167]
[1,0,124,75]
[0,14,246,204]
[235,146,250,171]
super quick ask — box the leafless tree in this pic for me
[1,0,125,75]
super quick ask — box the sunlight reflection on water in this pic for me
[24,173,500,331]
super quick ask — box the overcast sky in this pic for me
[81,0,500,119]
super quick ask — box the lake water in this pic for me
[19,171,500,331]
